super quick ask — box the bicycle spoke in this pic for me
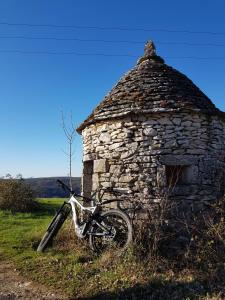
[89,210,132,253]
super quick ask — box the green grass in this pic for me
[0,198,223,299]
[0,198,62,261]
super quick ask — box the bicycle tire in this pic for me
[37,211,67,252]
[89,209,132,253]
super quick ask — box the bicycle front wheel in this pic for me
[37,210,68,252]
[89,209,132,253]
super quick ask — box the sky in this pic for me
[0,0,224,178]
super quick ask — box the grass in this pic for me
[0,198,60,257]
[0,198,224,299]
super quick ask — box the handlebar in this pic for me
[57,179,131,203]
[57,179,76,195]
[57,179,93,202]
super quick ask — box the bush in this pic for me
[0,179,38,212]
[126,196,225,296]
[133,196,225,267]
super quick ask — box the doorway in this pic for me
[82,160,93,198]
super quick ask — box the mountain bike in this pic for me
[37,180,132,253]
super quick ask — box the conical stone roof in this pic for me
[77,41,225,133]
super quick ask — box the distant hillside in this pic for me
[25,177,81,198]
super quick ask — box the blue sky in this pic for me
[0,0,224,178]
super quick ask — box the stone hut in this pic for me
[77,41,225,214]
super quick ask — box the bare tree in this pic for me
[5,173,12,179]
[61,111,77,190]
[16,173,23,180]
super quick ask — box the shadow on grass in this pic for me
[79,279,224,300]
[1,200,65,219]
[31,200,67,218]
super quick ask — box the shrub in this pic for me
[133,196,225,267]
[0,179,38,212]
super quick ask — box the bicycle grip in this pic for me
[57,179,64,185]
[56,179,73,194]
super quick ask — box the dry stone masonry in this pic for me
[77,41,225,216]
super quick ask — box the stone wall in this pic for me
[81,111,225,213]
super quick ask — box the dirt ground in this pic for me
[0,261,66,300]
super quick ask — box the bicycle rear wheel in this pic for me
[89,209,132,253]
[37,208,69,252]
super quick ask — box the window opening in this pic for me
[166,165,187,187]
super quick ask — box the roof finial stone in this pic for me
[144,40,156,57]
[137,40,164,65]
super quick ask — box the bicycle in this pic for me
[37,179,133,253]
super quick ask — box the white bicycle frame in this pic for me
[57,178,130,239]
[68,194,97,238]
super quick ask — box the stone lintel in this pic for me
[159,155,199,166]
[94,159,108,173]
